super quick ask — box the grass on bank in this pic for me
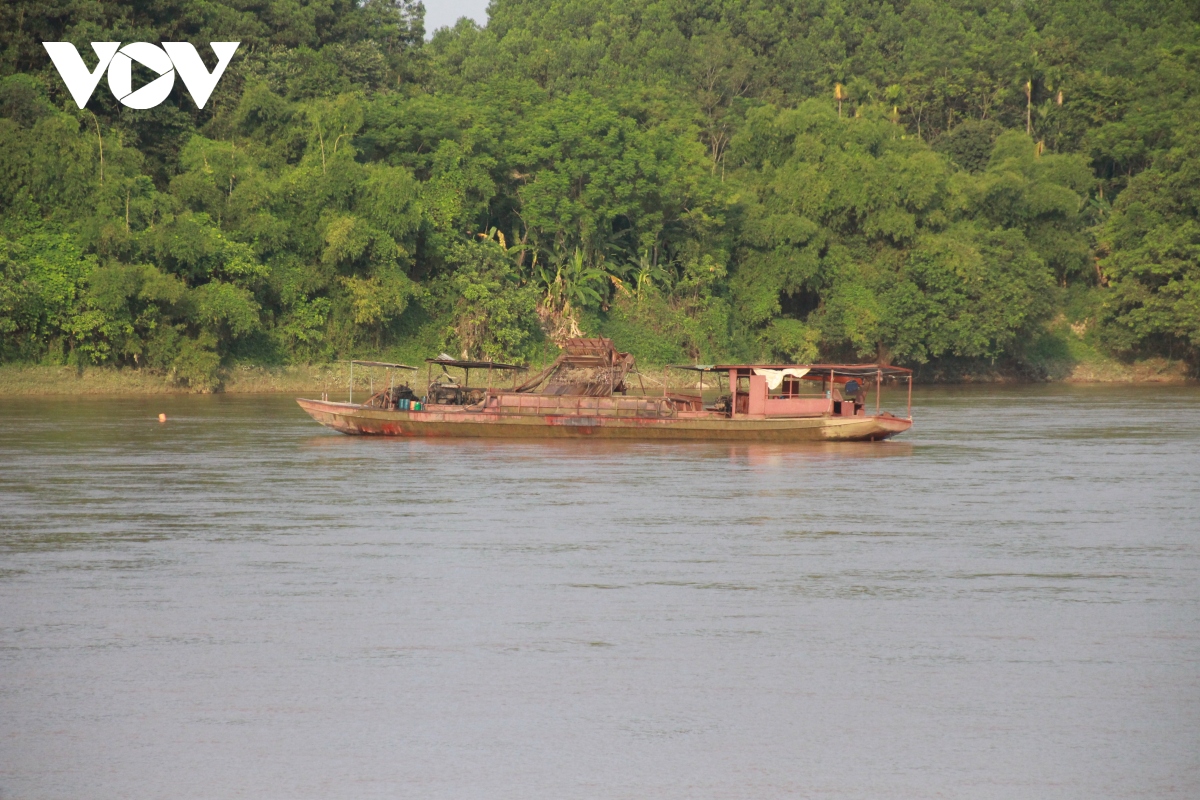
[0,363,342,396]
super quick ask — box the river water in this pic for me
[1,386,1198,799]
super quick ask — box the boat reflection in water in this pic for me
[297,338,913,442]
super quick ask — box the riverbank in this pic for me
[0,364,342,396]
[0,352,1192,396]
[912,355,1193,384]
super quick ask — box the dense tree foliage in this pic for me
[1,0,1197,385]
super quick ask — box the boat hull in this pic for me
[296,399,911,442]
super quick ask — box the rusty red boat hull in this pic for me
[296,398,912,442]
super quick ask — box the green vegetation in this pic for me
[1,0,1197,388]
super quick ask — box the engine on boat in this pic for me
[362,384,417,410]
[708,395,731,414]
[426,381,486,406]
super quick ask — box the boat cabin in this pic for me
[668,363,912,419]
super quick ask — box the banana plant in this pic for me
[628,250,673,304]
[532,248,607,340]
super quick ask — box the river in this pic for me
[1,386,1198,799]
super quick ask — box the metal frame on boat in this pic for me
[297,338,913,442]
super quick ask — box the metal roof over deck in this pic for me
[426,356,526,371]
[670,363,912,379]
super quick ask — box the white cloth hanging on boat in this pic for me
[752,368,810,390]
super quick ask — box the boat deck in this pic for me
[296,397,912,441]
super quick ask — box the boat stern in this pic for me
[821,412,913,441]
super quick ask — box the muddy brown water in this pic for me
[1,386,1198,799]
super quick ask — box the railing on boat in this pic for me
[480,392,681,419]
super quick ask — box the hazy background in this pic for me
[425,0,490,36]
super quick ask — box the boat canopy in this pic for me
[426,355,526,371]
[679,362,911,375]
[350,360,418,370]
[671,363,912,384]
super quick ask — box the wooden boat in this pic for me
[297,339,913,442]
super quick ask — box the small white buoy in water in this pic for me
[158,413,167,423]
